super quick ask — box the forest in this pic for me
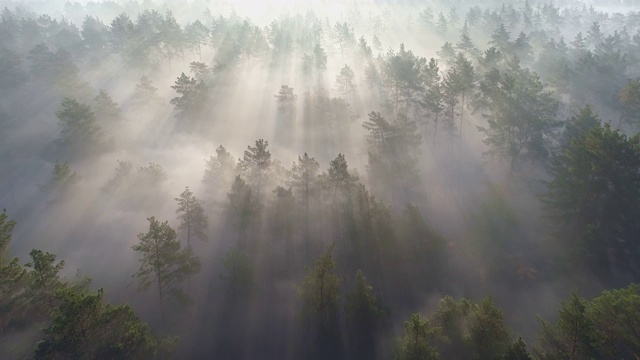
[1,0,640,358]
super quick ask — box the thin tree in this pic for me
[132,217,200,320]
[175,186,208,250]
[291,153,320,260]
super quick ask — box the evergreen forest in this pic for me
[1,0,640,358]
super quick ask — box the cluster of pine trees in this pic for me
[1,0,640,358]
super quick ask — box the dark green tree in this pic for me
[237,139,272,196]
[327,153,358,198]
[297,244,342,358]
[382,44,424,113]
[588,284,640,358]
[220,247,254,301]
[544,123,640,278]
[170,72,208,124]
[535,292,600,359]
[453,53,475,139]
[430,296,512,359]
[132,217,201,320]
[477,61,559,173]
[225,176,260,244]
[34,288,174,359]
[619,78,640,128]
[396,313,440,360]
[290,153,320,259]
[55,98,108,159]
[25,250,67,316]
[0,209,16,261]
[560,105,600,148]
[420,58,444,141]
[345,270,386,360]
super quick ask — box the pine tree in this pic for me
[453,53,475,139]
[297,244,342,357]
[175,186,208,250]
[225,176,259,244]
[328,153,358,197]
[170,72,208,123]
[535,292,600,359]
[0,209,16,262]
[202,145,236,201]
[132,217,201,319]
[34,288,174,359]
[93,89,122,123]
[237,139,272,196]
[55,98,108,159]
[131,75,160,109]
[290,153,320,259]
[397,313,440,360]
[345,270,386,360]
[619,78,640,128]
[335,65,356,102]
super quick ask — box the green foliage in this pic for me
[502,337,532,360]
[34,288,175,359]
[25,249,67,315]
[237,139,272,194]
[364,112,422,200]
[170,72,208,123]
[93,89,122,123]
[175,186,208,249]
[0,257,27,331]
[327,153,358,197]
[345,270,386,360]
[400,204,447,287]
[535,291,600,359]
[477,60,559,173]
[298,244,342,334]
[335,64,356,101]
[430,296,512,359]
[0,209,16,261]
[55,97,109,158]
[225,176,260,244]
[619,78,640,127]
[545,123,640,278]
[588,284,640,358]
[382,44,425,113]
[470,184,527,284]
[396,313,440,360]
[561,105,600,148]
[132,217,201,319]
[220,247,254,301]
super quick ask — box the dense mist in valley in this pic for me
[1,0,640,359]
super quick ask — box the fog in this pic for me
[1,0,640,359]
